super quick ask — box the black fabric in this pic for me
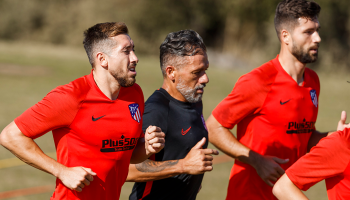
[129,88,208,200]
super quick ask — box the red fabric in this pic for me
[212,56,320,200]
[286,129,350,200]
[139,154,156,200]
[15,71,144,200]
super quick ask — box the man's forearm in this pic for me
[0,121,65,178]
[206,115,257,167]
[1,121,98,192]
[127,159,183,182]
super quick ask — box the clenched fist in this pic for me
[58,166,96,192]
[144,125,165,156]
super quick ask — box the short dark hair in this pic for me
[83,22,128,67]
[159,30,207,77]
[274,0,321,40]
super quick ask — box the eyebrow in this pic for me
[122,44,135,50]
[304,26,321,32]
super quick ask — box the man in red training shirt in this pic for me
[0,22,165,200]
[206,0,349,199]
[273,125,350,200]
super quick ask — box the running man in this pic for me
[206,0,348,199]
[0,22,165,200]
[273,115,350,200]
[127,30,218,200]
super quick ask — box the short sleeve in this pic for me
[14,87,83,139]
[212,69,274,129]
[142,102,168,136]
[286,129,350,191]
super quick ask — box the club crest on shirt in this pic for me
[128,103,141,123]
[201,114,208,131]
[310,89,318,108]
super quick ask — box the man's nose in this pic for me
[199,72,209,85]
[130,51,139,64]
[313,31,321,44]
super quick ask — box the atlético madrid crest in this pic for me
[128,103,141,123]
[310,89,318,108]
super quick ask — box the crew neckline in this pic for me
[272,55,307,87]
[87,70,122,102]
[158,88,196,109]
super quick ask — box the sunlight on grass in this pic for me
[1,41,346,199]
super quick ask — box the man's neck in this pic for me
[93,69,121,100]
[161,79,187,102]
[278,49,306,86]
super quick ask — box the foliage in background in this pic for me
[0,0,349,70]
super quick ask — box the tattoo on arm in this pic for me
[135,159,179,173]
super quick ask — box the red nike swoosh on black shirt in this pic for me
[181,126,191,135]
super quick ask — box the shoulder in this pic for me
[305,68,320,90]
[34,76,92,117]
[142,90,170,132]
[130,83,143,94]
[237,60,278,88]
[145,90,170,113]
[305,68,319,80]
[50,75,91,103]
[233,60,278,97]
[328,128,350,148]
[122,83,144,103]
[308,129,350,159]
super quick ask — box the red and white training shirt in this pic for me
[212,55,320,200]
[286,128,350,200]
[15,71,144,200]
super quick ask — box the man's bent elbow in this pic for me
[272,181,283,199]
[0,121,24,149]
[0,125,11,147]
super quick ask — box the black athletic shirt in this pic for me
[129,88,208,200]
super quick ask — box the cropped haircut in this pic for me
[159,30,207,77]
[83,22,128,67]
[274,0,321,40]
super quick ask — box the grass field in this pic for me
[0,41,347,199]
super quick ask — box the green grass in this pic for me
[1,40,346,199]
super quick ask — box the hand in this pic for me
[337,111,350,131]
[58,166,96,192]
[253,155,289,187]
[145,125,165,155]
[180,137,219,175]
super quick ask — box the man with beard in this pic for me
[0,22,165,200]
[206,0,349,199]
[127,30,219,200]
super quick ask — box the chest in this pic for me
[68,100,143,152]
[165,106,208,151]
[260,79,319,129]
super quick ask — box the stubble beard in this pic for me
[112,64,136,87]
[291,41,319,64]
[176,76,205,103]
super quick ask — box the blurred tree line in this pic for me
[0,0,349,71]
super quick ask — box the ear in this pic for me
[281,29,291,45]
[165,65,176,82]
[96,52,108,68]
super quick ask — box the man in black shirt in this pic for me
[127,30,219,200]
